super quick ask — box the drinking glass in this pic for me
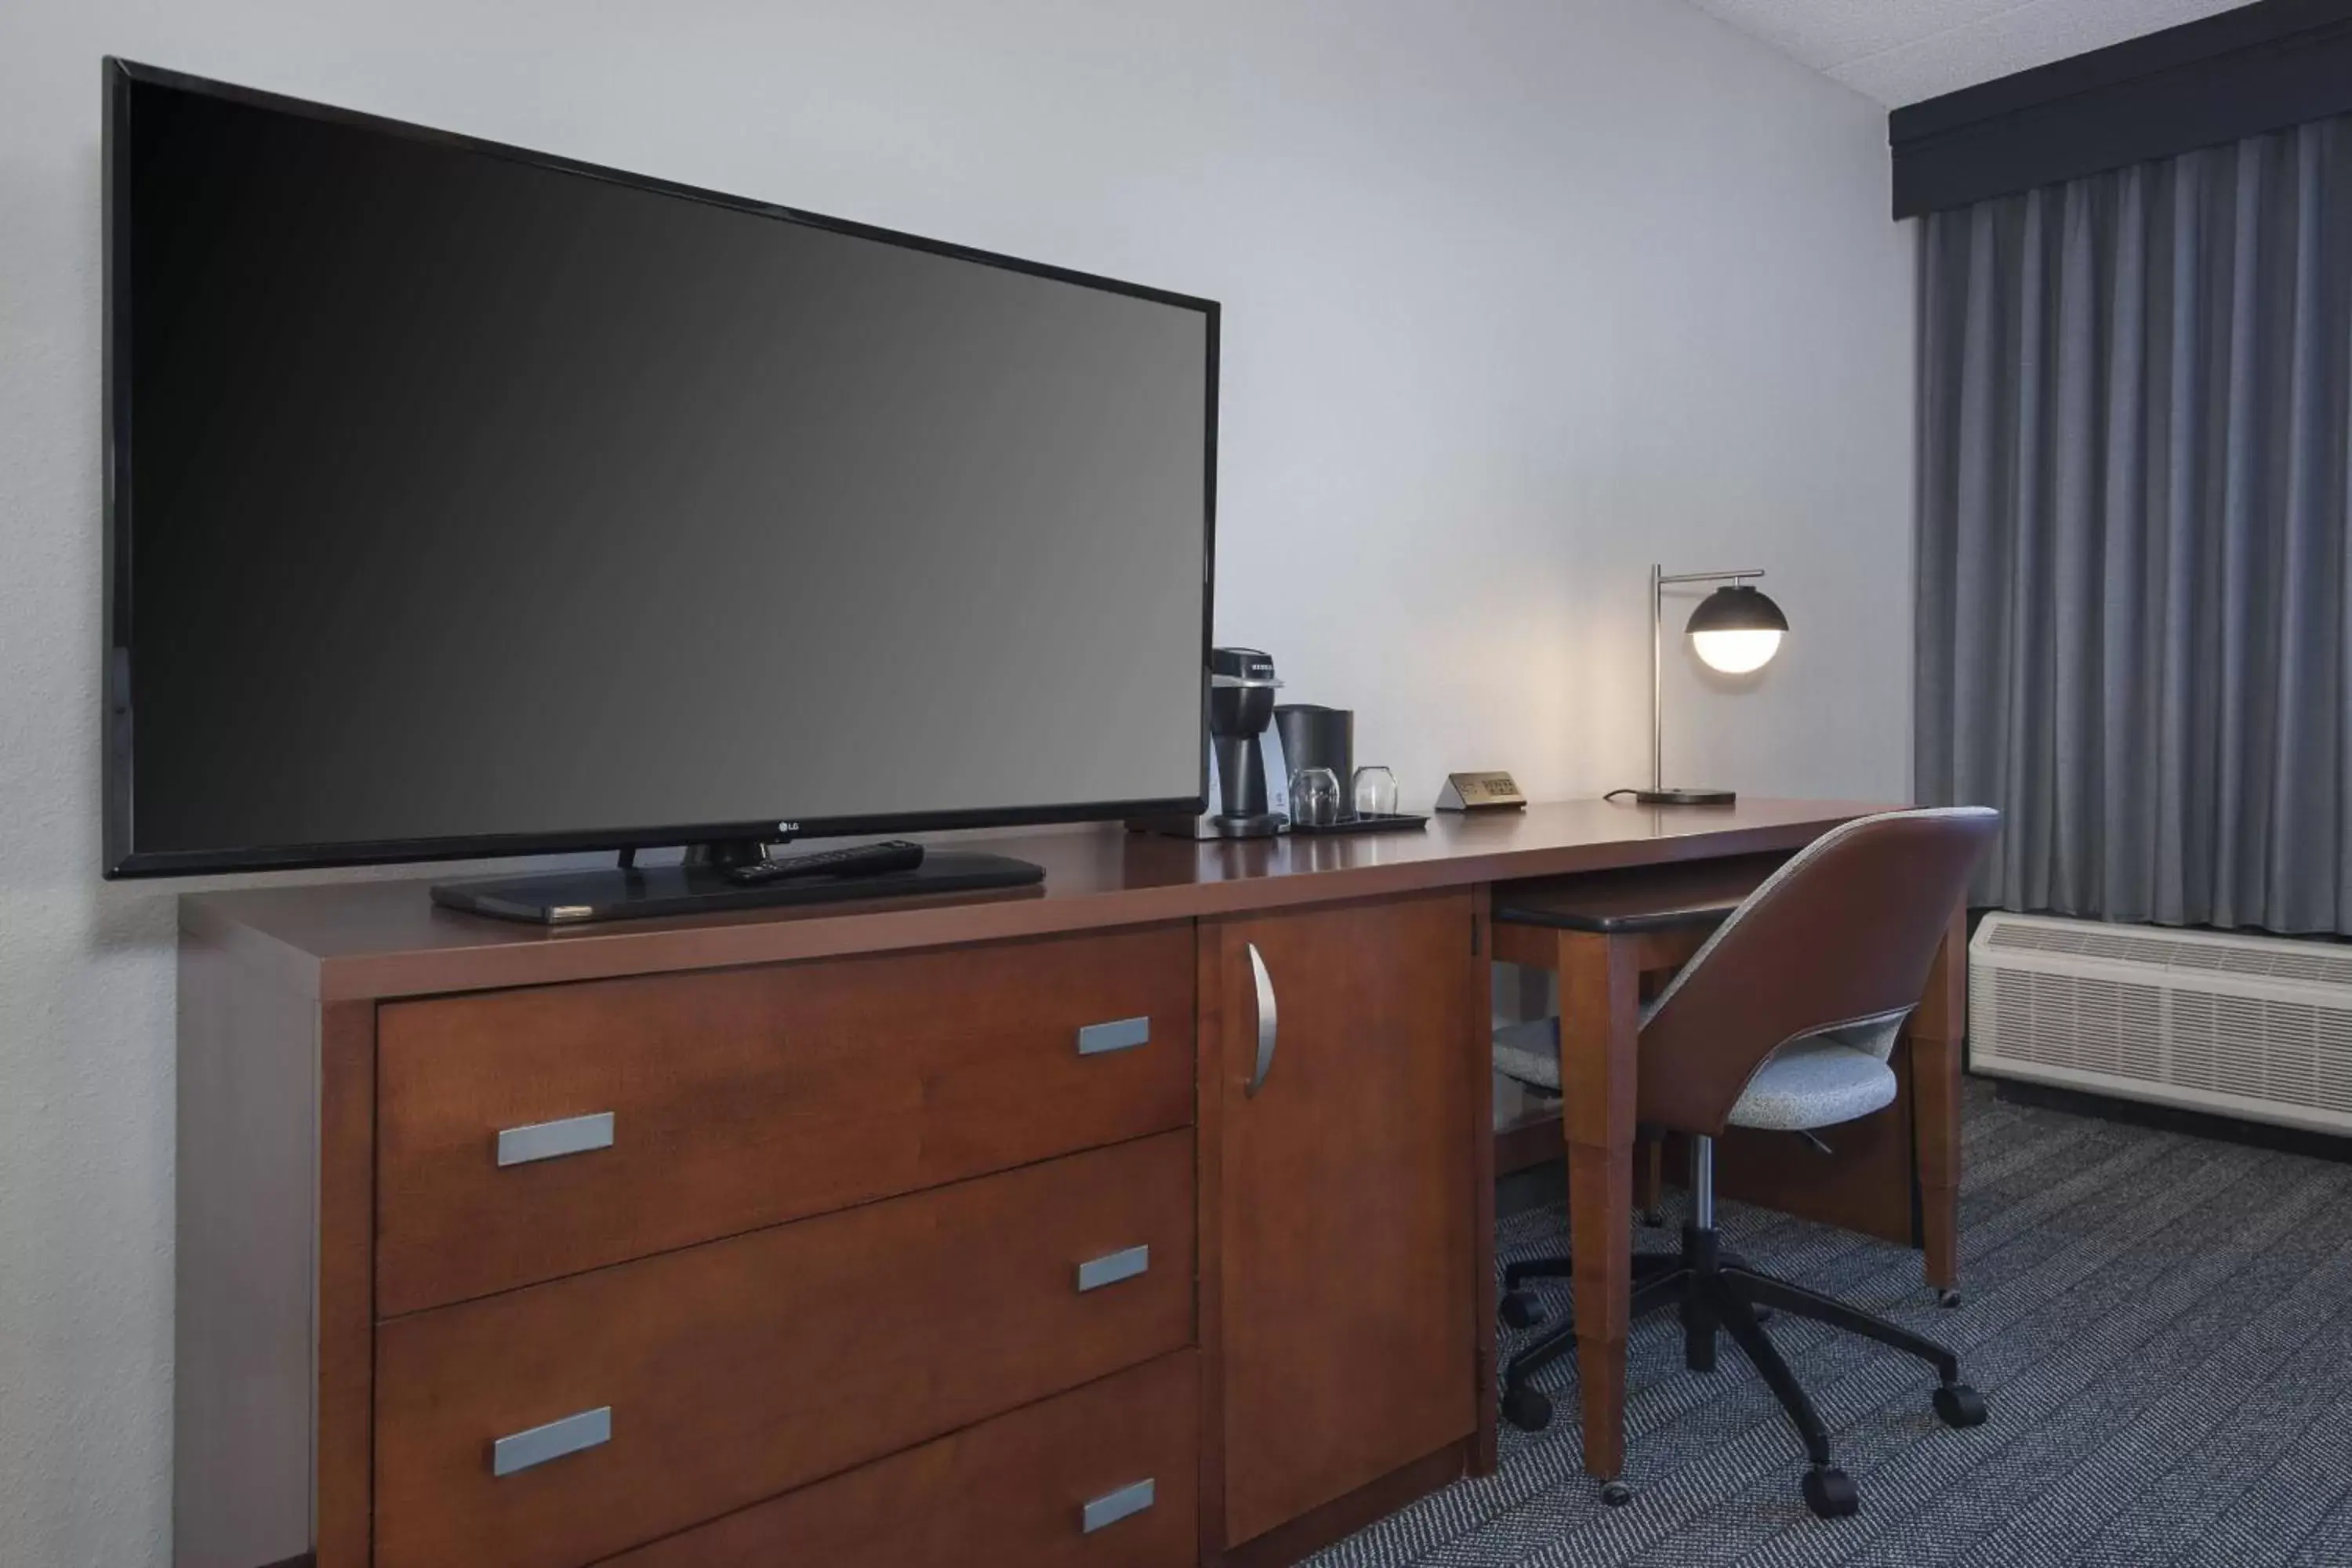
[1290,767,1342,828]
[1352,765,1398,818]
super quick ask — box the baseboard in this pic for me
[1993,1077,2352,1165]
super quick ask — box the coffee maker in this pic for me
[1133,646,1288,838]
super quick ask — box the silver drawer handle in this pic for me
[1081,1477,1156,1534]
[496,1112,615,1167]
[492,1406,611,1477]
[1076,1244,1149,1293]
[1076,1016,1150,1056]
[1244,942,1276,1097]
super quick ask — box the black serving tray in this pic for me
[1287,811,1431,836]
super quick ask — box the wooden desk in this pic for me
[175,798,1901,1568]
[1490,853,1965,1483]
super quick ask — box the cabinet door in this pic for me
[1209,891,1478,1549]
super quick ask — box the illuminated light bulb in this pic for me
[1690,626,1782,674]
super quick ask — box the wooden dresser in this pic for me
[173,801,1896,1568]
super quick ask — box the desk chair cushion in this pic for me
[1493,1016,1563,1094]
[1726,1035,1897,1131]
[1494,1011,1903,1130]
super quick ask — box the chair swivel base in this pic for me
[1500,1249,1767,1331]
[1495,1250,1687,1443]
[1497,1234,1987,1518]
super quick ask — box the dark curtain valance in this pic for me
[1915,114,2352,934]
[1892,0,2352,220]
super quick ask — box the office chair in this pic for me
[1491,806,2000,1517]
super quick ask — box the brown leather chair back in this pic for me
[1636,807,1999,1136]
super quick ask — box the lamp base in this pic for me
[1632,786,1738,807]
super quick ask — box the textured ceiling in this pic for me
[1689,0,2261,107]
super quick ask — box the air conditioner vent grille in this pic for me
[1972,914,2352,1134]
[1982,918,2352,987]
[1980,970,2164,1083]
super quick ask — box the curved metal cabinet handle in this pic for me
[1244,942,1277,1098]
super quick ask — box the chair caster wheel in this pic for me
[1802,1465,1859,1519]
[1499,1290,1544,1330]
[1500,1383,1553,1432]
[1937,1288,1963,1309]
[1933,1382,1988,1428]
[1601,1480,1634,1507]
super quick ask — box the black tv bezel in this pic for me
[100,56,1219,880]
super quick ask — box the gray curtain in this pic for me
[1915,114,2352,934]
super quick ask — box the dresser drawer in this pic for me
[597,1352,1197,1568]
[376,924,1193,1312]
[373,1131,1195,1568]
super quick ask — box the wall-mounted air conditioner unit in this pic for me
[1969,913,2352,1135]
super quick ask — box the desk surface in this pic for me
[182,797,1893,1001]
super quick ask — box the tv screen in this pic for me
[103,60,1215,877]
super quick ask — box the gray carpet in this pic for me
[1311,1080,2352,1568]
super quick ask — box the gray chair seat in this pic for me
[1493,1015,1900,1132]
[1724,1037,1896,1131]
[1494,1016,1563,1093]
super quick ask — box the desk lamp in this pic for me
[1624,564,1788,807]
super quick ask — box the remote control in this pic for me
[724,840,927,885]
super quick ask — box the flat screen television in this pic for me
[102,59,1217,891]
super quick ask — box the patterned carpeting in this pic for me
[1311,1080,2352,1568]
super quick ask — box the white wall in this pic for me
[0,2,1910,1560]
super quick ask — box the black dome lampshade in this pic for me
[1685,584,1789,674]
